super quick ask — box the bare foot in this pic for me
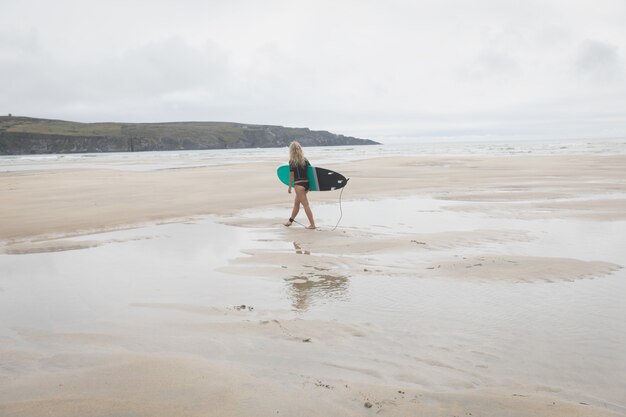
[284,218,294,227]
[307,225,316,230]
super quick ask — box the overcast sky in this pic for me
[1,0,625,142]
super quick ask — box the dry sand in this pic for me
[1,153,625,416]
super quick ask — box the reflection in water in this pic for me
[285,273,349,311]
[292,242,310,255]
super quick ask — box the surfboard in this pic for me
[277,165,348,191]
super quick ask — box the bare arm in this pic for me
[288,172,294,193]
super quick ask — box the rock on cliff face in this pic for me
[0,117,379,155]
[0,133,130,154]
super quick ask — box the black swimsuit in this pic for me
[295,180,310,191]
[290,159,310,190]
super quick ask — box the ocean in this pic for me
[1,137,625,172]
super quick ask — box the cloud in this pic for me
[575,39,622,81]
[0,30,40,59]
[94,37,231,97]
[0,34,234,120]
[1,0,625,139]
[460,50,520,81]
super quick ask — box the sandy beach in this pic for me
[1,147,625,416]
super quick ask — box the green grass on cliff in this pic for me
[0,116,271,142]
[0,117,123,136]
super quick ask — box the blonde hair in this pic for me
[289,141,306,166]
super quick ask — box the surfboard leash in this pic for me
[292,218,308,228]
[288,178,348,231]
[331,178,349,231]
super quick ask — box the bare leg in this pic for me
[290,194,301,220]
[296,186,316,229]
[285,193,301,226]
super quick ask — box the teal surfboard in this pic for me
[277,165,318,191]
[277,165,348,191]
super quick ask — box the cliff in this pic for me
[0,116,378,155]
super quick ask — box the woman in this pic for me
[284,141,316,229]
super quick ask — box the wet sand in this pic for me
[2,154,625,242]
[1,152,625,416]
